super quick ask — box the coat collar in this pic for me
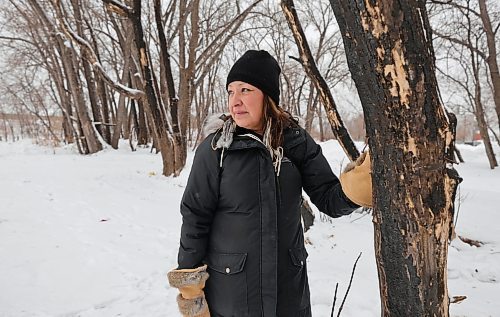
[203,113,306,151]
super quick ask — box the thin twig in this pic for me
[350,211,370,223]
[331,283,339,317]
[337,252,362,317]
[288,55,302,64]
[453,184,462,238]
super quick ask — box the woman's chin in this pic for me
[234,118,249,127]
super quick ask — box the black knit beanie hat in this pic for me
[226,50,281,105]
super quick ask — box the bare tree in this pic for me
[31,0,103,154]
[432,0,498,168]
[433,0,500,133]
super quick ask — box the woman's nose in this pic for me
[229,92,242,107]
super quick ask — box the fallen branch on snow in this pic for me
[458,235,484,247]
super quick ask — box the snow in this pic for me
[0,139,499,316]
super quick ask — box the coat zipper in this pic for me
[241,132,281,315]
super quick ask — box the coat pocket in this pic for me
[205,252,248,316]
[286,247,311,311]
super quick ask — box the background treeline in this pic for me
[0,0,498,173]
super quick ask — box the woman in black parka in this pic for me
[168,50,373,317]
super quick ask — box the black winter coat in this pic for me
[177,124,359,317]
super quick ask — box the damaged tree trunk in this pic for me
[330,0,462,316]
[281,0,360,161]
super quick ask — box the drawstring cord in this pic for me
[220,147,225,168]
[241,132,283,176]
[213,116,283,175]
[273,146,284,176]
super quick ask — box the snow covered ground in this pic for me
[0,139,498,317]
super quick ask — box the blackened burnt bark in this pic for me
[330,0,462,316]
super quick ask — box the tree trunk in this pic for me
[177,0,200,169]
[31,0,101,153]
[130,0,175,176]
[317,104,324,141]
[110,28,133,149]
[129,98,139,151]
[154,0,184,176]
[136,98,149,145]
[467,4,498,169]
[87,17,112,144]
[330,0,462,316]
[50,53,75,145]
[70,0,105,142]
[281,0,360,161]
[60,42,102,154]
[478,0,500,133]
[26,0,80,146]
[472,67,498,169]
[1,113,8,141]
[304,81,316,133]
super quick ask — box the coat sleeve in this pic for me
[296,130,360,218]
[177,135,220,269]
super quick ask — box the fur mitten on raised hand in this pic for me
[340,151,373,208]
[167,265,210,317]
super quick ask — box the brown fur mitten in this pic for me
[177,293,210,317]
[167,265,210,317]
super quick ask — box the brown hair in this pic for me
[262,96,298,149]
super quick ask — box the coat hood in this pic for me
[202,113,230,138]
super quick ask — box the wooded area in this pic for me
[1,0,497,170]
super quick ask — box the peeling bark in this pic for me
[330,0,462,315]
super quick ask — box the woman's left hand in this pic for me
[339,151,373,208]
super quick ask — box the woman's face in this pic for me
[227,81,265,134]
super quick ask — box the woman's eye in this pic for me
[241,87,251,93]
[227,90,234,96]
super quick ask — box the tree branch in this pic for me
[0,35,35,46]
[53,0,144,99]
[330,283,339,317]
[195,0,262,66]
[288,55,302,64]
[336,252,362,317]
[101,0,132,17]
[434,30,487,61]
[429,0,482,19]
